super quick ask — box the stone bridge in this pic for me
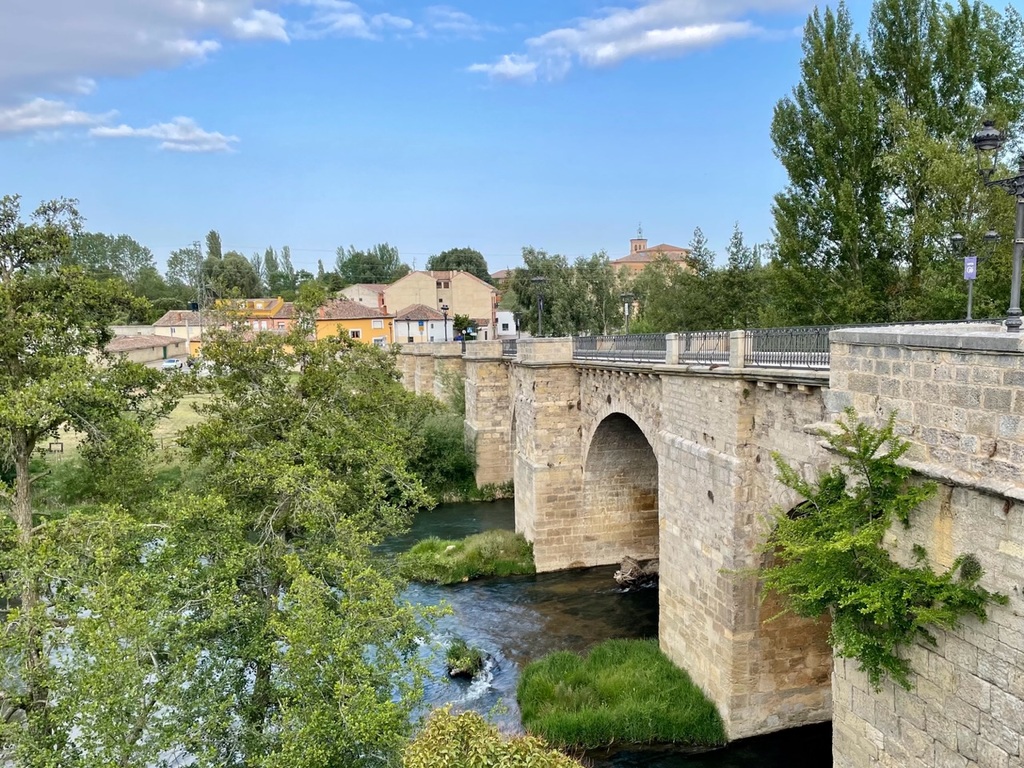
[397,325,1024,767]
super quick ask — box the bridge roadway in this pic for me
[398,322,1024,768]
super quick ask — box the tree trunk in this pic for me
[12,430,47,723]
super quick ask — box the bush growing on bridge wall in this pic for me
[760,409,1007,691]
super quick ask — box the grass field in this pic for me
[397,529,536,584]
[51,394,210,457]
[517,638,727,749]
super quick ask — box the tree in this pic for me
[70,231,156,286]
[335,243,410,285]
[0,194,171,752]
[771,3,891,324]
[203,250,261,298]
[205,229,223,262]
[687,227,715,278]
[760,410,1006,691]
[426,248,490,283]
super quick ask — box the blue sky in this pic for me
[0,1,866,274]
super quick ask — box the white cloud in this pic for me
[91,117,240,153]
[469,0,808,82]
[0,98,115,134]
[467,55,538,84]
[426,6,498,39]
[0,1,286,100]
[372,13,415,31]
[233,10,290,42]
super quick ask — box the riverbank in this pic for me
[518,638,727,750]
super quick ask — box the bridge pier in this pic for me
[463,341,514,487]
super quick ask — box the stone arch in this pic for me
[579,412,659,566]
[583,399,659,466]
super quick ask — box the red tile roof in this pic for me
[395,303,445,321]
[153,310,216,327]
[317,298,390,321]
[106,334,183,352]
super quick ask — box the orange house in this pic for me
[314,299,394,347]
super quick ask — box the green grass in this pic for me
[517,639,727,750]
[445,637,485,677]
[397,529,535,584]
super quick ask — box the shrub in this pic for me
[398,530,535,584]
[404,707,583,768]
[518,639,726,749]
[760,410,1008,690]
[445,637,484,678]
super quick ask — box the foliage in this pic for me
[0,193,176,756]
[336,242,410,285]
[403,707,584,768]
[427,247,491,283]
[445,637,485,677]
[506,248,622,336]
[203,249,261,298]
[403,401,477,500]
[398,530,535,584]
[452,314,474,340]
[517,639,726,749]
[770,0,1024,325]
[760,410,1008,691]
[438,368,467,416]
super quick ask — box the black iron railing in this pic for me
[573,334,667,363]
[744,326,831,369]
[501,339,518,357]
[678,330,730,365]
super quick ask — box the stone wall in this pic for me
[512,339,585,572]
[463,341,513,487]
[829,325,1024,768]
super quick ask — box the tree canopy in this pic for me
[335,243,411,285]
[427,247,490,282]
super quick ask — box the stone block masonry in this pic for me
[829,325,1024,768]
[397,326,1024,765]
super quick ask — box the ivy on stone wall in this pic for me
[761,409,1007,691]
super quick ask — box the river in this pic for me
[380,500,832,768]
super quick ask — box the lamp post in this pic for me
[971,119,1024,332]
[620,292,635,334]
[531,276,547,337]
[951,230,1001,320]
[440,303,450,342]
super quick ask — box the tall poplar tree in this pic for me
[771,3,891,324]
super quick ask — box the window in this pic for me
[277,322,285,330]
[349,329,361,339]
[372,319,384,329]
[429,323,435,329]
[407,336,414,343]
[443,281,450,289]
[436,281,442,288]
[501,323,509,331]
[373,337,387,348]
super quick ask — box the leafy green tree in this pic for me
[203,250,261,298]
[771,3,892,324]
[166,242,202,293]
[335,243,411,285]
[0,194,172,753]
[70,231,156,286]
[761,411,1007,691]
[249,251,267,295]
[205,229,223,262]
[687,226,715,278]
[427,247,490,283]
[168,296,433,764]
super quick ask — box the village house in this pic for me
[393,303,452,344]
[384,270,498,340]
[610,235,691,274]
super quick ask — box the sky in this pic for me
[0,1,872,274]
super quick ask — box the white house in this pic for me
[394,303,455,344]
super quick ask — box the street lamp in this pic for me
[620,292,635,334]
[531,276,547,337]
[951,230,1001,320]
[971,119,1024,332]
[440,303,450,341]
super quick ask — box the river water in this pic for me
[379,500,832,767]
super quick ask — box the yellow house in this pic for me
[314,299,394,347]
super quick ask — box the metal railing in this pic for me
[573,334,667,363]
[744,326,831,370]
[678,330,730,365]
[501,339,518,357]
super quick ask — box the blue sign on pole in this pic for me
[964,256,978,280]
